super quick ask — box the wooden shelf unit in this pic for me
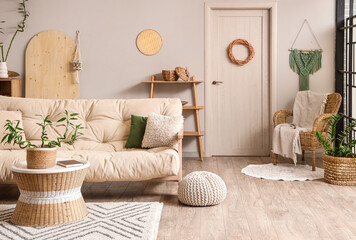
[184,131,205,136]
[0,78,21,97]
[183,106,204,110]
[143,80,204,84]
[144,75,204,160]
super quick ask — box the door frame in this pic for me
[204,2,277,157]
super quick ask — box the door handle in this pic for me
[212,81,223,85]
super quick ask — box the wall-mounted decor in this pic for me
[136,29,162,56]
[228,39,255,65]
[73,30,82,84]
[289,19,323,91]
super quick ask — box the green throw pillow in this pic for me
[125,115,148,148]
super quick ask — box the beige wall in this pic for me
[1,0,335,155]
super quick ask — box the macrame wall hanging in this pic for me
[289,19,322,91]
[73,30,82,84]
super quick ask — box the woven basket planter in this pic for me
[26,147,57,169]
[323,153,356,185]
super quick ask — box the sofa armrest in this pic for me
[178,127,184,140]
[177,127,183,182]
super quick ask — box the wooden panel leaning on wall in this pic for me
[25,30,79,99]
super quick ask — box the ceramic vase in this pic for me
[0,62,8,78]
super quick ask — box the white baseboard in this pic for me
[183,150,324,158]
[182,152,203,158]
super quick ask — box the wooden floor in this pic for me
[1,156,356,240]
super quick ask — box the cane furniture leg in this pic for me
[273,153,278,165]
[312,151,316,171]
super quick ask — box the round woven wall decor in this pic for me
[136,29,162,56]
[228,39,255,65]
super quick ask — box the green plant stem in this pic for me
[63,112,70,139]
[4,30,18,62]
[4,0,28,62]
[1,111,83,149]
[0,45,4,62]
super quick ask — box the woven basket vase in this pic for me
[323,153,356,185]
[178,171,227,206]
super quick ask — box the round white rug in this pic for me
[241,163,324,181]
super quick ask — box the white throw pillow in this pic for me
[0,111,26,150]
[142,112,183,148]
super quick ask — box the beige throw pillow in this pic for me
[142,112,183,148]
[0,111,26,150]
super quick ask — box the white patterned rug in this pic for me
[241,163,324,181]
[0,202,163,240]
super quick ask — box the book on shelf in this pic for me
[57,160,84,168]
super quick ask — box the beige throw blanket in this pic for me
[272,91,328,164]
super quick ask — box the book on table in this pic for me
[57,160,84,168]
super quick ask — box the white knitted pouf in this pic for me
[178,171,227,206]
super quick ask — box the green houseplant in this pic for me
[1,110,84,169]
[316,114,356,185]
[0,0,30,78]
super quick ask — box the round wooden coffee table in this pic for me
[11,159,90,226]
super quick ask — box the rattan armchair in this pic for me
[272,93,342,171]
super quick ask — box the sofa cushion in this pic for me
[0,148,180,183]
[125,115,148,148]
[142,112,184,148]
[0,97,182,151]
[0,111,26,150]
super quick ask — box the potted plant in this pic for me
[316,114,356,185]
[0,0,30,78]
[1,110,84,169]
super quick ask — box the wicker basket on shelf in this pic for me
[323,154,356,186]
[162,70,178,81]
[175,67,190,81]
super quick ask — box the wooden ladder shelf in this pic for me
[144,75,204,160]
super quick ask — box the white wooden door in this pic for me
[206,9,270,156]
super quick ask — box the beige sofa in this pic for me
[0,96,183,183]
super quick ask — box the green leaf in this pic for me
[57,117,66,122]
[1,135,8,143]
[70,113,79,116]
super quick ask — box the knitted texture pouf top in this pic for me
[178,171,227,206]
